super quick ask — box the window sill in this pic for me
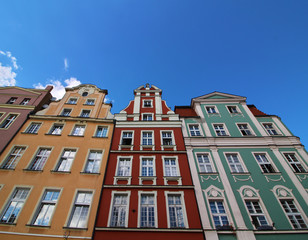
[45,133,62,136]
[68,135,84,137]
[0,168,15,171]
[0,222,16,226]
[21,132,38,135]
[63,226,88,231]
[199,172,218,175]
[119,145,134,150]
[163,176,182,185]
[262,172,281,175]
[23,169,43,172]
[50,170,71,174]
[216,225,234,231]
[231,172,250,175]
[139,176,157,185]
[92,136,108,139]
[114,176,132,185]
[26,224,50,228]
[83,104,94,106]
[80,171,100,175]
[64,103,77,105]
[294,172,308,175]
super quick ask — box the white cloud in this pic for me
[0,63,16,86]
[34,77,81,100]
[64,58,69,71]
[0,51,18,70]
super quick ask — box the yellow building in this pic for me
[0,84,114,240]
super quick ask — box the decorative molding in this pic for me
[200,175,220,182]
[265,175,285,182]
[297,174,308,182]
[233,175,253,182]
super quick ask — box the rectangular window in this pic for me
[49,124,63,135]
[167,194,185,228]
[28,148,51,171]
[143,100,152,107]
[117,158,131,176]
[7,97,17,104]
[209,200,229,227]
[80,110,90,118]
[32,190,60,226]
[164,158,178,177]
[26,123,41,134]
[110,194,128,227]
[237,124,253,136]
[68,191,93,228]
[61,109,71,116]
[162,131,173,145]
[254,154,275,173]
[189,124,201,136]
[95,126,108,137]
[227,106,238,114]
[226,153,244,173]
[84,150,103,173]
[143,114,153,121]
[141,158,154,176]
[142,132,153,145]
[197,154,214,173]
[0,188,30,223]
[72,125,85,136]
[213,124,228,136]
[121,132,133,145]
[0,114,18,129]
[263,123,279,135]
[20,98,30,105]
[85,99,95,105]
[140,194,155,227]
[1,146,26,169]
[283,153,306,173]
[55,149,76,172]
[67,98,77,104]
[245,200,269,228]
[206,106,217,114]
[280,200,307,229]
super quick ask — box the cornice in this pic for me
[0,104,35,110]
[115,121,182,128]
[29,115,114,123]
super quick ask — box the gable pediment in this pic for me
[192,91,246,104]
[0,87,41,96]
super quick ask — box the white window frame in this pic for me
[67,97,78,104]
[212,123,230,137]
[114,156,133,185]
[80,109,91,118]
[84,150,103,173]
[20,98,31,105]
[71,125,86,136]
[142,113,153,121]
[1,145,27,169]
[160,130,176,150]
[226,105,242,116]
[143,99,153,108]
[0,113,18,129]
[48,123,64,135]
[54,148,77,172]
[138,191,158,228]
[164,191,188,228]
[224,152,248,173]
[108,191,131,227]
[94,126,108,138]
[119,131,134,150]
[162,156,182,185]
[237,123,255,136]
[205,106,219,115]
[252,152,278,173]
[282,152,307,173]
[140,130,154,150]
[28,147,52,171]
[139,156,156,185]
[188,124,202,137]
[195,152,216,173]
[85,98,95,105]
[262,122,281,136]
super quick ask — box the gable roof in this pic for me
[192,91,246,105]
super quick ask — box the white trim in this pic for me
[187,123,203,137]
[137,191,158,228]
[236,122,256,136]
[204,105,220,117]
[114,156,133,185]
[212,123,230,137]
[261,122,281,136]
[139,156,156,185]
[251,152,278,173]
[142,99,153,108]
[160,130,176,150]
[142,113,154,121]
[223,152,248,173]
[225,105,243,116]
[195,152,216,173]
[281,151,307,173]
[119,130,134,150]
[162,156,182,185]
[272,116,292,136]
[194,103,212,136]
[140,130,155,150]
[107,191,131,227]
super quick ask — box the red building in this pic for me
[94,84,204,240]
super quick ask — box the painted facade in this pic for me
[94,84,204,240]
[0,86,53,154]
[0,84,114,240]
[175,92,308,240]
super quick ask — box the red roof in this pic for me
[248,105,268,116]
[174,106,198,117]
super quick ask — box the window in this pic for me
[82,92,88,97]
[49,124,63,135]
[55,149,76,172]
[7,97,17,104]
[283,153,306,173]
[206,106,218,114]
[85,99,95,105]
[95,126,108,137]
[197,154,214,173]
[227,106,239,114]
[0,188,30,223]
[80,110,90,118]
[25,123,41,134]
[20,98,30,105]
[209,200,230,228]
[0,114,18,129]
[143,100,152,107]
[61,109,71,116]
[213,124,228,136]
[143,113,153,121]
[167,194,186,228]
[164,158,179,176]
[140,194,155,227]
[280,200,307,229]
[263,123,279,135]
[245,200,269,229]
[116,158,132,176]
[28,148,51,171]
[68,192,93,228]
[109,194,129,227]
[141,158,154,176]
[162,131,173,145]
[254,154,275,173]
[189,124,201,136]
[237,124,253,136]
[1,146,26,169]
[72,125,85,136]
[225,153,245,173]
[68,98,77,104]
[32,190,60,226]
[84,150,103,173]
[142,132,153,145]
[121,132,133,145]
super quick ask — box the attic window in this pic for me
[82,92,88,97]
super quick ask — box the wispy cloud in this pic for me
[64,58,69,71]
[0,50,19,86]
[34,77,81,100]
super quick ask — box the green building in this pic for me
[175,92,308,240]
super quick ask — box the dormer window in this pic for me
[7,97,17,104]
[20,98,31,105]
[143,114,153,121]
[143,100,152,108]
[82,92,88,97]
[227,106,239,114]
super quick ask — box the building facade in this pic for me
[94,84,204,240]
[175,92,308,240]
[0,86,53,154]
[0,84,114,240]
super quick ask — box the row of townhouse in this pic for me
[0,84,307,240]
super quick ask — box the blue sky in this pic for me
[0,0,307,147]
